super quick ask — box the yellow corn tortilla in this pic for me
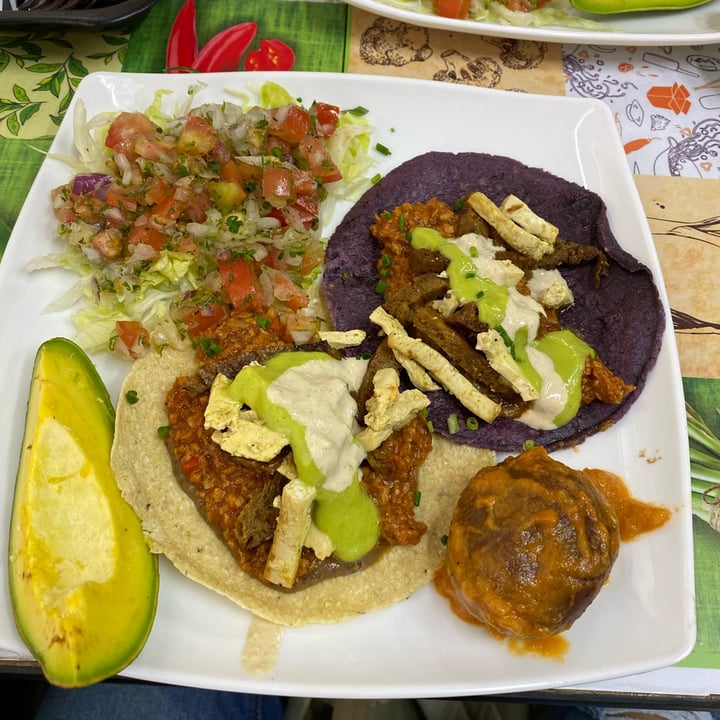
[110,347,495,627]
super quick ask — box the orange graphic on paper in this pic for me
[647,83,691,114]
[623,138,655,154]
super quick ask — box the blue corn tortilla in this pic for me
[323,152,664,452]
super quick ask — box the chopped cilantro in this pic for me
[199,337,221,357]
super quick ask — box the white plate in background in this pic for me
[347,0,720,46]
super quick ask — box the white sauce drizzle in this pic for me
[266,358,368,493]
[518,347,567,430]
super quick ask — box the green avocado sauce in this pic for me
[411,227,508,328]
[533,330,596,426]
[409,226,596,429]
[227,351,379,562]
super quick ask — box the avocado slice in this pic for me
[8,338,159,687]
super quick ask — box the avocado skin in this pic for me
[8,338,159,688]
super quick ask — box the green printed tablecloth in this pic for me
[2,0,720,689]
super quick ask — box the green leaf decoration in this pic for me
[6,112,20,136]
[67,56,88,78]
[12,85,30,103]
[26,63,63,73]
[19,102,42,124]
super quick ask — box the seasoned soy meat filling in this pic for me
[370,198,633,418]
[164,311,432,589]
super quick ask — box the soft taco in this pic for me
[323,151,664,452]
[111,334,494,626]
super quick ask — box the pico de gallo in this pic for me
[42,83,375,360]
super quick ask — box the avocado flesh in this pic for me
[8,338,159,688]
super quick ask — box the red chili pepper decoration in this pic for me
[190,22,259,73]
[166,0,198,73]
[244,39,296,72]
[165,3,294,75]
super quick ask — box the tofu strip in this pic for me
[370,306,501,424]
[476,330,539,402]
[467,192,554,261]
[500,194,559,243]
[263,479,316,589]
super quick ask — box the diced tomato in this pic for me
[264,135,294,163]
[219,160,249,189]
[265,207,288,227]
[179,294,228,337]
[295,137,342,184]
[287,193,319,230]
[271,271,309,311]
[106,112,157,152]
[262,166,295,207]
[177,115,217,156]
[128,222,167,251]
[181,456,200,475]
[291,169,317,196]
[143,177,170,205]
[225,160,263,190]
[132,135,174,162]
[51,186,76,223]
[183,188,211,223]
[310,102,340,138]
[92,229,123,260]
[258,307,287,339]
[298,238,325,275]
[114,320,150,359]
[105,182,138,212]
[105,112,172,162]
[268,105,311,145]
[152,193,187,221]
[433,0,470,18]
[217,255,267,312]
[283,308,321,344]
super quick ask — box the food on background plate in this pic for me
[323,151,664,453]
[8,338,158,687]
[568,0,712,12]
[372,0,711,34]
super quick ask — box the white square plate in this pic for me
[0,72,695,698]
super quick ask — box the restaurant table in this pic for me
[1,0,720,709]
